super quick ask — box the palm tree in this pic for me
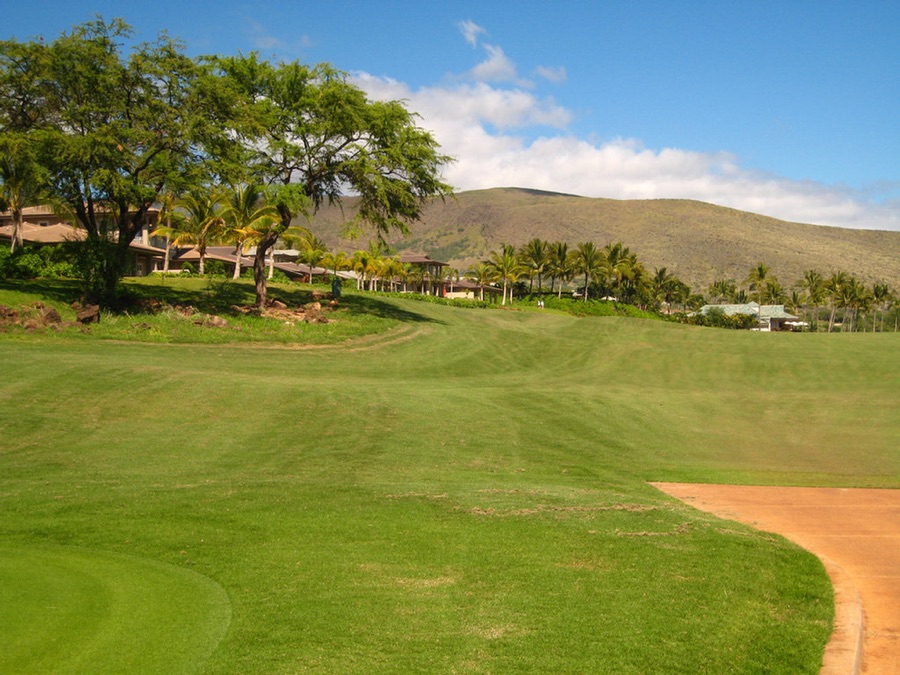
[788,289,806,317]
[671,280,692,313]
[154,187,184,274]
[871,283,892,332]
[0,136,45,253]
[351,249,373,290]
[467,262,494,301]
[824,271,848,333]
[798,269,825,331]
[486,243,523,306]
[321,250,350,277]
[652,267,678,313]
[744,262,773,307]
[380,256,406,292]
[546,241,573,298]
[220,183,279,279]
[293,230,328,284]
[520,238,548,294]
[573,241,603,302]
[842,277,872,332]
[154,189,225,275]
[708,279,737,304]
[765,279,788,305]
[604,242,637,301]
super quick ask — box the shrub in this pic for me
[0,244,78,280]
[204,260,226,277]
[683,309,758,329]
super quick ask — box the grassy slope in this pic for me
[309,188,900,290]
[1,291,898,673]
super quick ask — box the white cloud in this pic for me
[353,73,900,232]
[467,44,535,88]
[457,20,485,48]
[535,65,567,83]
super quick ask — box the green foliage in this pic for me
[208,54,453,309]
[0,244,77,280]
[269,268,291,284]
[203,260,226,277]
[0,18,221,305]
[683,307,759,329]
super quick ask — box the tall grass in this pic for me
[1,287,896,673]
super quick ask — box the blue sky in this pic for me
[4,0,898,230]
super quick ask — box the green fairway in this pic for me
[0,545,230,674]
[1,290,897,673]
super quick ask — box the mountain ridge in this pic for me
[306,187,900,291]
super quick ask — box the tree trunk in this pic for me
[253,231,279,312]
[10,209,24,253]
[233,244,242,279]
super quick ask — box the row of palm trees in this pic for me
[476,239,686,307]
[153,187,443,293]
[709,263,896,332]
[472,241,896,330]
[154,184,287,277]
[154,197,897,330]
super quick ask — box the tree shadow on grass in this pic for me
[0,278,83,305]
[0,277,443,325]
[338,294,444,325]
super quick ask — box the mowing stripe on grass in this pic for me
[0,544,231,674]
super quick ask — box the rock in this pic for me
[41,307,62,324]
[76,304,100,324]
[310,290,324,301]
[269,299,288,310]
[304,301,322,312]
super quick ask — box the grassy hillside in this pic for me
[308,188,900,291]
[2,282,898,672]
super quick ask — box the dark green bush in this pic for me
[0,244,78,280]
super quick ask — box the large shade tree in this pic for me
[0,19,224,304]
[210,55,453,311]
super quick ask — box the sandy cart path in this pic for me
[652,484,900,675]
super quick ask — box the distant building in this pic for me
[0,206,165,276]
[693,302,802,331]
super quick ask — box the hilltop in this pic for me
[307,188,900,290]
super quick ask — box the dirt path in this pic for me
[652,484,900,675]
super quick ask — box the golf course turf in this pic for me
[1,280,897,673]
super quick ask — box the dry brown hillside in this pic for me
[307,188,900,291]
